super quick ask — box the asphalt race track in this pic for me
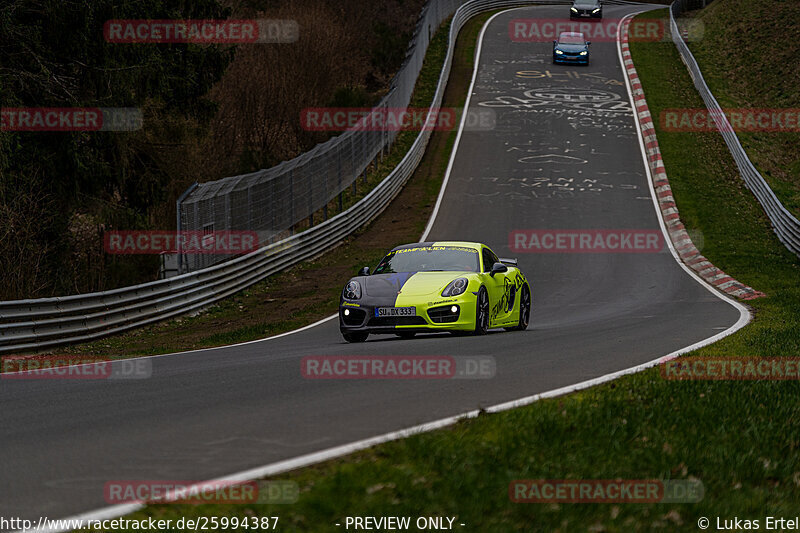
[0,4,743,525]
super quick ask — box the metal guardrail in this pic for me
[1,0,594,355]
[670,0,800,257]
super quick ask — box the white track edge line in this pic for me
[3,314,339,377]
[419,7,497,241]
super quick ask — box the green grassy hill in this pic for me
[688,0,800,214]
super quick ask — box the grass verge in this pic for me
[87,8,800,533]
[681,0,800,215]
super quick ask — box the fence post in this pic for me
[289,169,295,234]
[308,167,314,228]
[338,150,343,213]
[175,181,198,275]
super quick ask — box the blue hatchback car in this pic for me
[552,32,591,65]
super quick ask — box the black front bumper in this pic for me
[570,9,602,18]
[339,302,468,335]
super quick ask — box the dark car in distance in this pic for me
[571,0,603,18]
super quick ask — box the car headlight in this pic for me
[343,280,362,300]
[555,49,564,55]
[570,7,578,12]
[442,278,469,297]
[579,51,588,55]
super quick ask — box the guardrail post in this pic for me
[270,182,276,235]
[247,186,253,231]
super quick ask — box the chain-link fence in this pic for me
[177,0,466,272]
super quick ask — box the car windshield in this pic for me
[559,34,586,45]
[574,1,598,7]
[374,245,480,274]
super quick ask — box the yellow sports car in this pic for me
[339,241,531,342]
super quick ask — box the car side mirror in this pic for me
[490,262,508,277]
[359,266,370,276]
[553,40,558,45]
[586,41,591,45]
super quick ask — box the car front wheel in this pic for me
[474,287,489,335]
[506,284,531,331]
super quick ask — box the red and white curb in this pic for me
[619,17,765,301]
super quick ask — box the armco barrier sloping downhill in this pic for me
[670,0,800,257]
[0,0,582,355]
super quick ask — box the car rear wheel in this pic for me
[506,284,531,331]
[473,287,489,335]
[343,331,368,343]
